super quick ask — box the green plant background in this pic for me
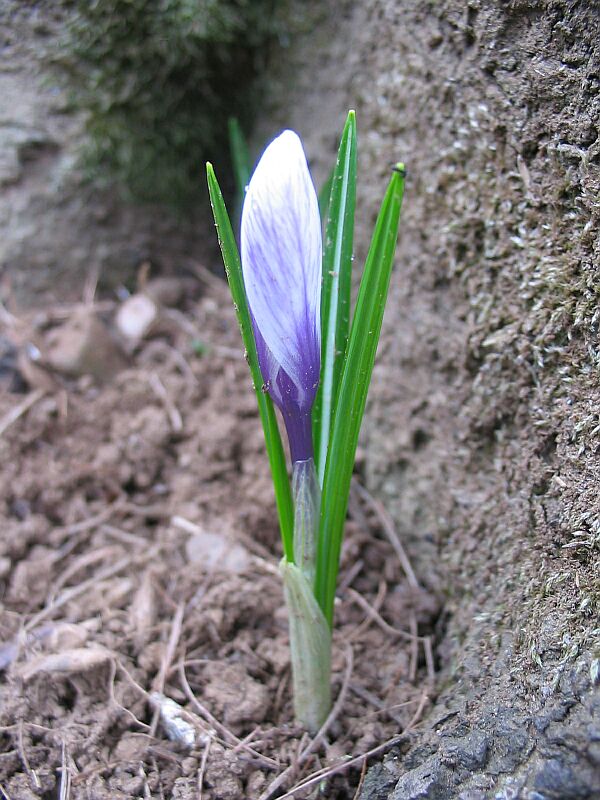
[55,0,288,208]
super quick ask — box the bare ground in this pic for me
[0,278,440,799]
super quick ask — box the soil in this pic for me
[0,277,439,799]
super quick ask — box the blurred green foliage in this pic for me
[56,0,286,208]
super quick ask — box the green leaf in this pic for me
[315,163,406,626]
[228,117,252,214]
[312,111,357,484]
[206,162,294,561]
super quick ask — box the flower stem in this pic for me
[279,457,330,732]
[292,458,320,586]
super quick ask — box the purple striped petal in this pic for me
[241,130,321,420]
[252,318,314,463]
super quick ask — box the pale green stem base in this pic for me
[280,558,332,733]
[280,457,331,732]
[292,458,320,587]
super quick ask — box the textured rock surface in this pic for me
[260,0,600,797]
[0,1,207,306]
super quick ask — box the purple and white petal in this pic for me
[241,130,321,407]
[252,318,314,463]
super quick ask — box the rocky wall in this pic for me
[0,1,209,307]
[260,1,600,797]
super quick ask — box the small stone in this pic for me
[171,777,197,799]
[185,528,250,573]
[534,758,590,799]
[115,293,159,343]
[150,692,196,748]
[203,762,243,800]
[113,734,148,762]
[144,277,193,307]
[0,556,10,579]
[247,771,267,795]
[180,757,197,776]
[392,757,452,799]
[201,661,269,726]
[588,741,600,766]
[45,308,126,382]
[440,731,489,771]
[44,622,89,651]
[360,763,397,800]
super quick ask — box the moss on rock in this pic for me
[55,0,288,207]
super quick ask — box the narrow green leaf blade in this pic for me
[313,111,357,483]
[315,164,406,625]
[206,162,294,561]
[228,117,252,212]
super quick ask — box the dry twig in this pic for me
[50,501,124,543]
[25,553,136,632]
[347,580,387,642]
[338,558,364,593]
[148,373,183,432]
[423,635,436,686]
[58,741,71,800]
[352,759,368,800]
[191,262,227,294]
[275,734,409,800]
[409,613,419,682]
[138,763,152,800]
[150,603,185,738]
[197,734,212,800]
[108,659,150,731]
[347,588,421,644]
[120,501,171,520]
[0,388,45,438]
[47,546,123,605]
[17,722,40,790]
[406,689,430,729]
[259,645,354,800]
[348,684,405,726]
[101,523,149,548]
[353,481,419,588]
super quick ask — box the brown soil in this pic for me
[0,278,440,799]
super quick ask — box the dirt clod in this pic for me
[45,306,127,381]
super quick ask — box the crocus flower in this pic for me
[241,130,322,464]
